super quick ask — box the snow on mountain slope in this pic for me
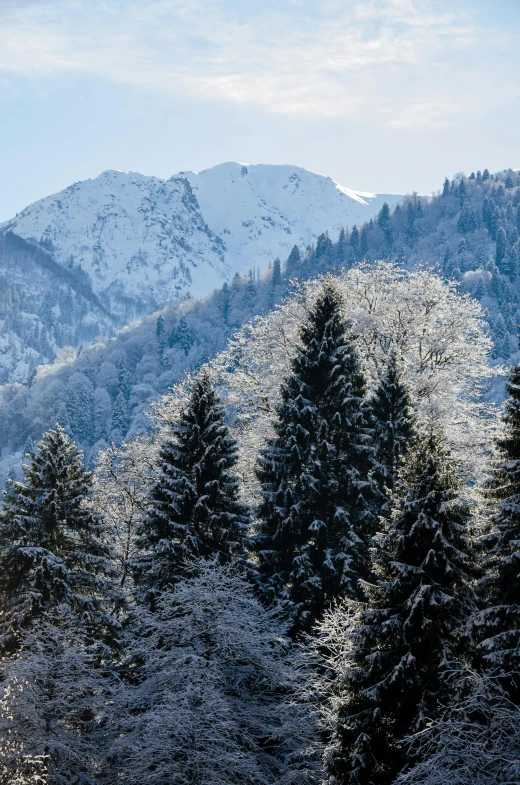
[1,163,401,312]
[180,163,399,275]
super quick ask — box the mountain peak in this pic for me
[2,162,401,314]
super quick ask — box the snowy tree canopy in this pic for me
[157,263,494,504]
[109,563,320,785]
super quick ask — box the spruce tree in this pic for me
[378,201,391,232]
[496,226,508,267]
[474,274,487,300]
[156,313,166,357]
[336,228,347,262]
[111,390,129,439]
[0,425,117,654]
[370,351,415,514]
[173,315,194,355]
[350,225,359,254]
[271,257,282,287]
[286,244,301,276]
[135,370,249,599]
[116,355,132,401]
[475,358,520,698]
[324,434,475,785]
[457,201,478,234]
[254,281,375,633]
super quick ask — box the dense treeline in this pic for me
[1,263,519,784]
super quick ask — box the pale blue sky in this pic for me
[0,0,519,220]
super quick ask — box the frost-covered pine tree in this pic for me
[473,358,520,698]
[254,281,375,633]
[0,424,118,654]
[318,434,475,785]
[370,351,415,513]
[108,563,319,785]
[134,370,249,599]
[111,389,129,440]
[286,244,301,276]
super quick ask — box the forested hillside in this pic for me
[0,232,115,384]
[3,263,519,783]
[0,167,517,483]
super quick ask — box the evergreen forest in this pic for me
[2,169,520,783]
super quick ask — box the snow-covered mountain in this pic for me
[2,162,400,314]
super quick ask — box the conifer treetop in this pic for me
[255,280,376,633]
[0,424,118,653]
[135,369,249,596]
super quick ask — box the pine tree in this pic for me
[502,246,518,280]
[442,177,450,197]
[457,201,478,233]
[76,386,95,445]
[474,358,520,699]
[286,244,301,276]
[231,271,242,293]
[337,228,347,262]
[172,315,194,355]
[218,281,231,323]
[322,434,475,785]
[156,313,166,357]
[443,245,454,276]
[116,355,132,401]
[496,226,508,267]
[370,352,415,514]
[350,225,359,254]
[491,312,509,359]
[135,371,249,600]
[474,275,487,300]
[0,425,117,654]
[316,233,334,262]
[246,269,257,301]
[406,202,416,241]
[378,202,393,246]
[271,257,282,287]
[111,390,129,439]
[254,281,375,633]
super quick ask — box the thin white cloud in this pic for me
[0,0,515,130]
